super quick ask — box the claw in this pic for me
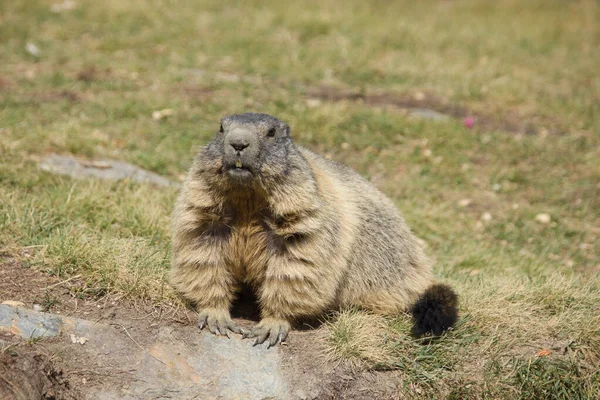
[217,320,230,338]
[198,311,208,331]
[254,330,269,346]
[278,331,288,343]
[228,322,245,335]
[197,309,243,337]
[267,334,278,348]
[244,319,290,347]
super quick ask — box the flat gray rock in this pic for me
[39,154,178,187]
[0,305,289,399]
[409,108,450,121]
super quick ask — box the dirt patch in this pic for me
[0,337,79,400]
[37,90,82,103]
[1,258,407,399]
[0,256,69,312]
[307,85,562,136]
[76,66,112,83]
[181,85,216,99]
[3,90,84,104]
[0,256,195,328]
[0,76,13,90]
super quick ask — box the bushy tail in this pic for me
[410,283,458,336]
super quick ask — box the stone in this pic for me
[39,154,179,187]
[1,300,25,307]
[481,212,492,222]
[25,43,41,57]
[0,304,290,399]
[409,108,450,121]
[535,213,551,224]
[152,108,175,120]
[458,199,473,207]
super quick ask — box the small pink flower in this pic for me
[464,117,474,128]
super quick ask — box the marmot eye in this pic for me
[267,128,276,137]
[219,124,224,133]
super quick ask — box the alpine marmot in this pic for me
[170,113,458,347]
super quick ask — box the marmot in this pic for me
[170,113,458,347]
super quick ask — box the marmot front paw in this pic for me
[243,317,290,348]
[198,308,245,338]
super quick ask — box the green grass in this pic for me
[1,0,599,397]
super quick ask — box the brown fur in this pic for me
[170,113,456,346]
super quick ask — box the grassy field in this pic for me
[1,0,599,398]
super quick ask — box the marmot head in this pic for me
[199,113,296,188]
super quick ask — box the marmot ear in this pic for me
[283,123,291,137]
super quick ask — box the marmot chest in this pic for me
[219,199,271,285]
[228,220,270,284]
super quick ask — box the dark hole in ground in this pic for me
[0,339,79,400]
[231,285,261,321]
[230,286,324,331]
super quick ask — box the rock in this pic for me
[25,43,41,57]
[151,108,175,121]
[0,304,64,339]
[0,304,289,399]
[409,108,450,121]
[481,212,492,222]
[1,301,25,307]
[69,333,89,345]
[458,199,473,207]
[535,213,551,224]
[39,154,179,187]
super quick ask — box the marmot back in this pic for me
[170,113,458,347]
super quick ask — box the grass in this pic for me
[1,0,598,397]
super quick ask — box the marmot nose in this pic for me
[230,141,249,152]
[226,129,254,154]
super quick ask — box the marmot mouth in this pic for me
[226,165,254,181]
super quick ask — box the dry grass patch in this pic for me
[322,274,600,398]
[0,161,179,303]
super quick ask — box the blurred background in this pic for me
[1,0,599,398]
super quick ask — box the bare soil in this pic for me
[0,258,404,399]
[0,337,80,400]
